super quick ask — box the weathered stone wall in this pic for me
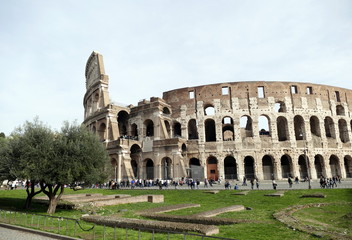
[83,52,352,182]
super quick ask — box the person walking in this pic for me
[288,177,293,188]
[272,180,277,190]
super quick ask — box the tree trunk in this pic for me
[47,197,58,214]
[23,181,42,209]
[45,184,65,214]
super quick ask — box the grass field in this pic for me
[0,188,351,240]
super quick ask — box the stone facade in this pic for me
[83,51,352,182]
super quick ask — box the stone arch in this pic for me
[240,115,253,138]
[262,155,274,180]
[145,158,154,179]
[324,117,336,139]
[163,107,171,115]
[207,156,218,181]
[222,116,234,141]
[336,105,345,116]
[117,111,129,136]
[161,157,172,180]
[280,155,293,178]
[344,155,352,178]
[310,116,321,137]
[224,156,237,180]
[144,119,154,137]
[92,125,96,134]
[244,156,255,179]
[329,155,341,177]
[205,119,216,142]
[204,104,215,116]
[188,119,198,139]
[131,123,138,139]
[181,143,187,157]
[314,154,325,178]
[338,119,349,143]
[130,144,142,178]
[274,101,286,113]
[173,121,181,137]
[259,115,270,136]
[298,155,309,179]
[277,116,289,141]
[98,123,106,141]
[294,115,306,140]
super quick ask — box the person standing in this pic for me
[272,180,277,190]
[255,178,259,189]
[288,177,293,188]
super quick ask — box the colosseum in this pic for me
[83,51,352,182]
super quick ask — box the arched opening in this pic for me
[188,158,203,179]
[131,123,138,139]
[336,105,345,116]
[329,155,341,177]
[92,125,96,134]
[207,156,218,181]
[259,115,270,136]
[181,143,187,157]
[344,156,352,178]
[98,123,106,141]
[188,119,198,140]
[162,107,171,115]
[204,105,215,116]
[222,117,234,141]
[310,116,321,137]
[144,119,154,137]
[314,155,325,178]
[130,144,142,178]
[161,157,172,180]
[240,116,253,138]
[244,156,255,179]
[274,101,286,113]
[145,159,154,179]
[164,120,171,138]
[338,119,349,143]
[294,115,306,140]
[205,119,216,142]
[280,155,293,178]
[324,117,336,139]
[117,111,129,137]
[224,156,237,180]
[277,116,289,141]
[262,155,274,180]
[173,121,181,138]
[298,155,308,179]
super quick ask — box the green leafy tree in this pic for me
[0,136,13,182]
[3,118,109,214]
[41,121,109,214]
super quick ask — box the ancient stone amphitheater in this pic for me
[83,51,352,182]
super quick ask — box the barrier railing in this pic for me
[0,209,238,240]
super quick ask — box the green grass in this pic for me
[0,188,351,239]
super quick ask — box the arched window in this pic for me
[244,156,255,179]
[205,119,216,142]
[163,107,171,115]
[277,116,289,141]
[131,123,138,139]
[164,120,171,138]
[329,155,341,177]
[240,116,253,138]
[294,115,305,140]
[224,156,237,180]
[259,115,270,136]
[336,105,345,116]
[144,119,154,137]
[118,111,129,136]
[262,155,274,180]
[145,159,154,179]
[338,119,349,143]
[161,157,172,179]
[310,116,321,137]
[324,117,336,139]
[314,155,325,178]
[173,121,182,138]
[188,119,198,139]
[274,101,286,113]
[204,105,215,116]
[222,117,234,141]
[98,123,106,141]
[280,155,293,178]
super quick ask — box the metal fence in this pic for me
[0,209,238,240]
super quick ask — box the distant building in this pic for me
[83,51,352,181]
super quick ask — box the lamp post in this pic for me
[303,142,311,189]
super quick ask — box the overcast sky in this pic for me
[1,0,351,136]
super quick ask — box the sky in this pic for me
[0,0,351,136]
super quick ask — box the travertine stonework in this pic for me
[83,51,352,181]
